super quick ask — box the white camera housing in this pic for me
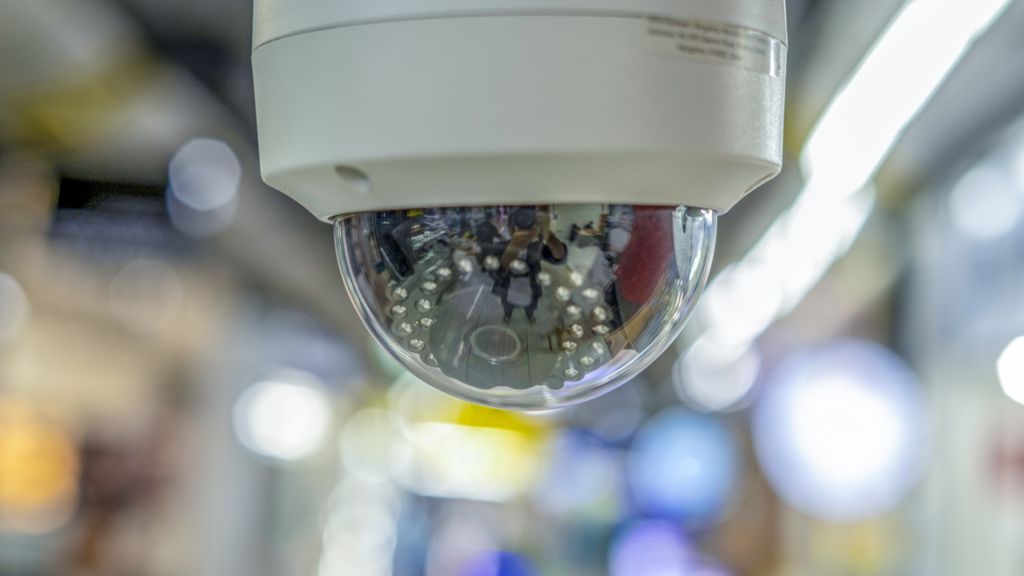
[253,0,787,409]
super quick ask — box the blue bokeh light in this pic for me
[460,551,538,576]
[609,519,701,576]
[627,409,741,526]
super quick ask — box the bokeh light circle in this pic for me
[233,370,333,462]
[167,138,241,238]
[675,339,760,413]
[753,340,927,522]
[997,336,1024,406]
[627,409,740,527]
[609,520,700,576]
[948,163,1022,241]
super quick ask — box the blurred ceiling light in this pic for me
[0,273,30,345]
[698,190,876,350]
[108,258,183,333]
[233,370,332,462]
[753,341,927,522]
[608,520,699,576]
[675,337,761,413]
[997,337,1024,406]
[698,261,785,348]
[692,0,1012,353]
[167,138,241,238]
[627,409,740,528]
[762,190,877,313]
[948,163,1022,241]
[802,0,1015,195]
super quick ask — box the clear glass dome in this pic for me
[334,205,716,410]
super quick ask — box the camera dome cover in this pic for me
[337,204,715,409]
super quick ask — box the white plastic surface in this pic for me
[253,13,786,219]
[254,0,787,48]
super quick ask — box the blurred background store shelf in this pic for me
[1,0,1024,575]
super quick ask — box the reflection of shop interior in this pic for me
[372,206,626,391]
[553,206,608,283]
[363,204,699,393]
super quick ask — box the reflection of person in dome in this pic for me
[474,211,505,264]
[491,207,567,323]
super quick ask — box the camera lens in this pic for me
[335,205,716,410]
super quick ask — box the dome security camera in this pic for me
[252,0,787,410]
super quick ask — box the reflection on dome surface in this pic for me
[336,204,716,409]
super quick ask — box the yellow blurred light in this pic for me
[0,401,79,533]
[399,422,540,502]
[384,374,552,500]
[452,403,549,442]
[389,372,551,437]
